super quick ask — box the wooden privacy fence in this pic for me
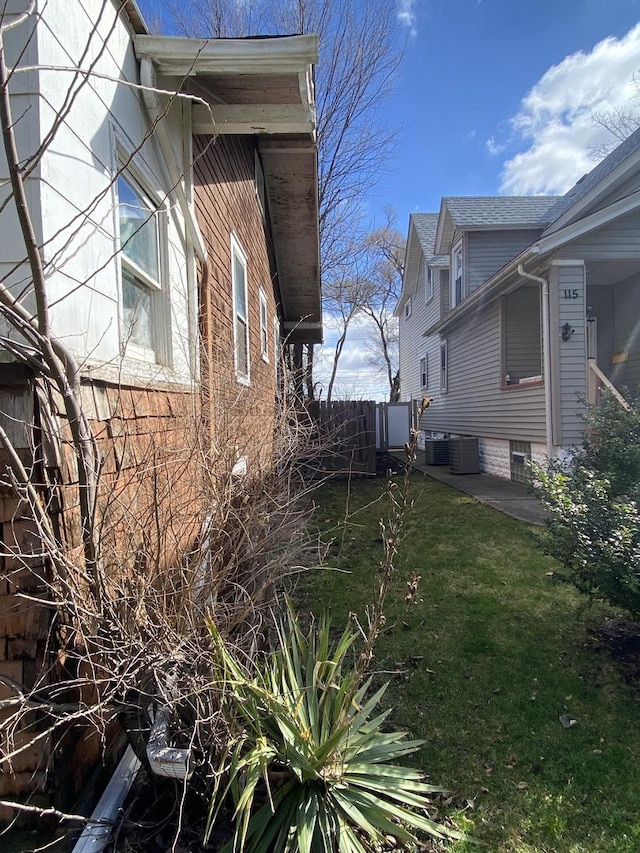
[304,400,377,477]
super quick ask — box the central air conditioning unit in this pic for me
[425,439,450,466]
[449,437,480,474]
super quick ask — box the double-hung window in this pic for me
[440,341,448,392]
[118,171,164,361]
[231,235,250,383]
[420,354,428,389]
[453,243,463,306]
[426,267,434,302]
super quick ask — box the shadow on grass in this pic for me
[302,473,640,853]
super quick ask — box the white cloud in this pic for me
[314,314,393,401]
[498,23,640,194]
[397,0,417,37]
[486,135,505,156]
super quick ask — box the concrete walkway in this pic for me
[390,451,545,525]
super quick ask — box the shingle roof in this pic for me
[544,125,640,228]
[443,196,561,228]
[411,213,449,264]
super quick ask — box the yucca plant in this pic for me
[206,607,461,852]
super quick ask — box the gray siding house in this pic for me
[396,128,640,480]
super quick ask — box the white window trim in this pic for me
[426,266,434,303]
[116,159,170,366]
[452,240,463,307]
[231,233,250,385]
[404,297,412,319]
[259,288,269,362]
[420,354,428,389]
[440,340,448,392]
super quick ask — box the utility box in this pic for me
[449,437,480,474]
[425,439,450,466]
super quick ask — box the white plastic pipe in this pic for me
[517,264,553,461]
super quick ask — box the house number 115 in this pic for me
[562,289,579,299]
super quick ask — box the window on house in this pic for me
[117,172,163,360]
[502,286,542,386]
[440,340,448,391]
[259,288,269,361]
[426,266,435,302]
[420,354,428,389]
[404,297,412,319]
[453,244,463,306]
[231,235,249,382]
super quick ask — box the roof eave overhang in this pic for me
[134,33,322,344]
[433,199,450,254]
[544,146,640,236]
[533,188,640,256]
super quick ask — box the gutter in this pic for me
[517,264,553,462]
[423,245,535,338]
[72,746,141,853]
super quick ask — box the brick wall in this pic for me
[0,377,204,816]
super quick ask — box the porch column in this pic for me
[549,260,587,448]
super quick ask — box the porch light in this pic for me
[561,322,575,342]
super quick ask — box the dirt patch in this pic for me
[376,451,406,477]
[590,616,640,679]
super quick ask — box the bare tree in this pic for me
[591,71,640,159]
[0,2,326,838]
[168,0,405,397]
[360,211,405,401]
[323,266,373,404]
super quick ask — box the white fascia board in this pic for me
[433,199,450,255]
[134,34,318,76]
[192,103,314,136]
[545,147,640,235]
[394,223,419,316]
[532,189,640,256]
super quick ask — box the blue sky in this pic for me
[382,0,640,221]
[136,0,640,399]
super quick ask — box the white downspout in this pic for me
[139,56,207,264]
[139,55,208,378]
[517,264,553,462]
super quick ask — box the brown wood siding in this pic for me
[419,299,546,441]
[193,134,280,465]
[466,230,541,295]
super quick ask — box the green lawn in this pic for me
[300,468,640,853]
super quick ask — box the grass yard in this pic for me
[300,466,640,853]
